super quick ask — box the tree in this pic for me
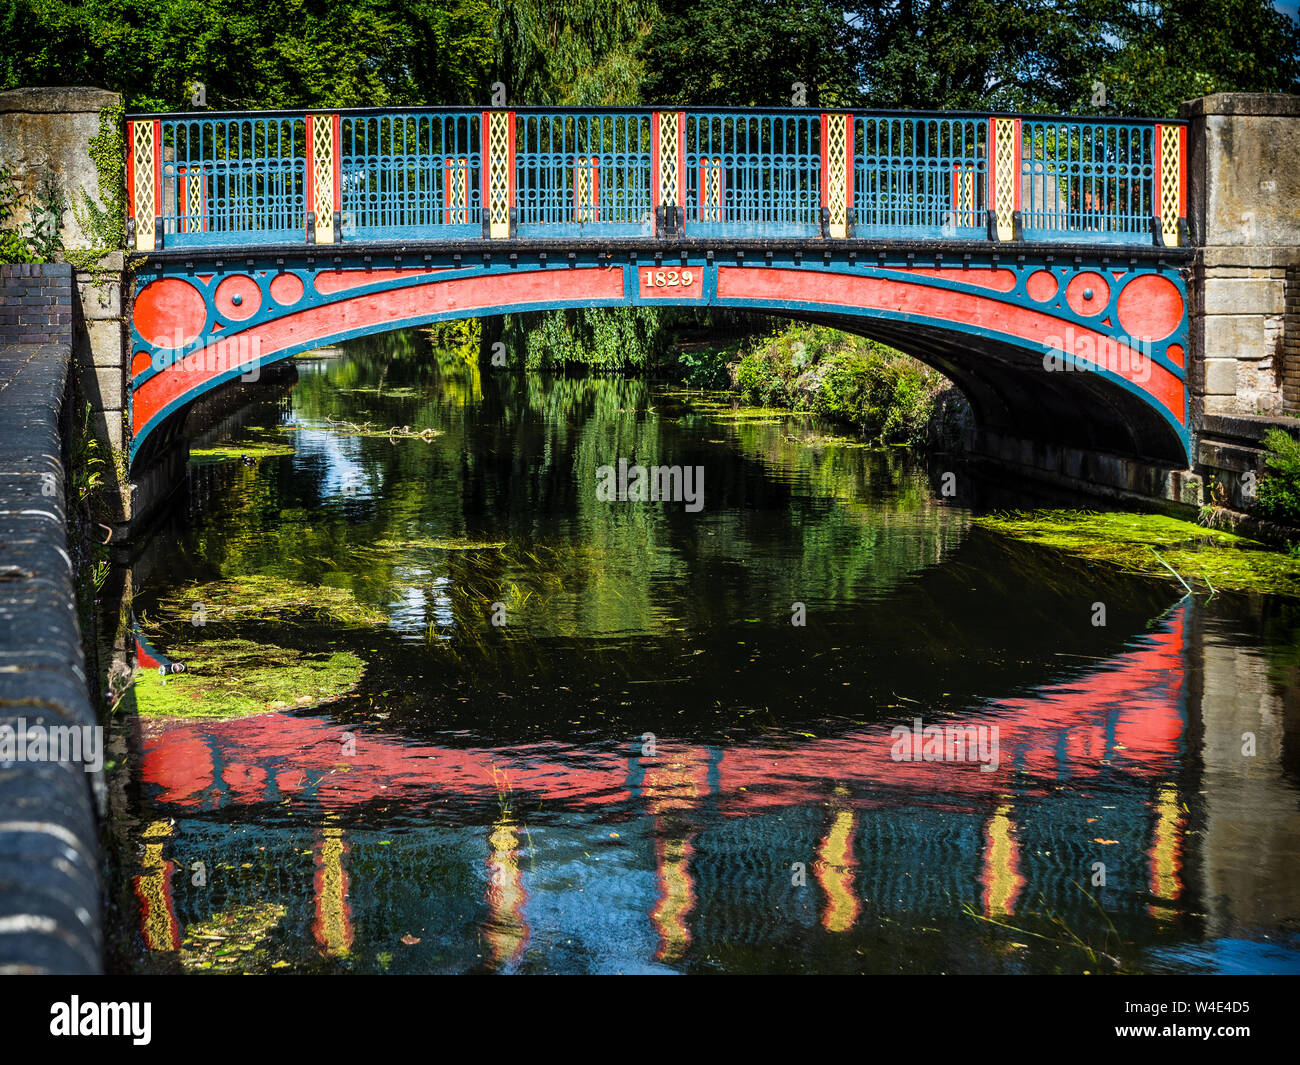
[492,0,659,105]
[0,0,495,110]
[844,0,1299,116]
[1094,0,1300,117]
[639,0,856,107]
[846,0,1127,112]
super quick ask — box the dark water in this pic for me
[107,335,1300,975]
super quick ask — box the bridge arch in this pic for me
[129,245,1190,468]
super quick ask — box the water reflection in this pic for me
[108,333,1300,975]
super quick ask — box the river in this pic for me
[104,331,1300,975]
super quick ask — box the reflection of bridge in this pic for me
[129,609,1190,971]
[125,107,1192,470]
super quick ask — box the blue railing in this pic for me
[1020,120,1155,241]
[127,107,1187,251]
[854,114,988,239]
[341,112,482,240]
[515,112,653,238]
[684,112,822,237]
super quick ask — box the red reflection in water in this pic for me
[133,610,1188,952]
[139,611,1185,814]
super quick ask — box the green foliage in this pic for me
[640,0,854,106]
[493,0,659,105]
[0,0,494,110]
[850,0,1124,112]
[673,339,740,390]
[1092,0,1300,116]
[503,306,664,372]
[1254,428,1300,526]
[426,318,482,365]
[68,402,106,508]
[845,0,1298,116]
[0,166,61,264]
[730,324,946,446]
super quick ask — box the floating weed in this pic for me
[279,417,443,440]
[189,439,296,465]
[179,902,288,973]
[134,640,365,718]
[153,575,388,628]
[975,508,1300,597]
[373,537,508,552]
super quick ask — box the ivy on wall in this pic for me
[68,100,125,271]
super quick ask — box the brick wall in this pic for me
[0,262,73,345]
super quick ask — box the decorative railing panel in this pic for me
[155,115,307,247]
[516,112,652,237]
[854,115,988,239]
[340,112,482,240]
[126,108,1187,250]
[1020,121,1155,243]
[681,112,821,237]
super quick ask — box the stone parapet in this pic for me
[0,263,103,974]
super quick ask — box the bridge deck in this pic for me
[125,107,1189,254]
[135,235,1197,266]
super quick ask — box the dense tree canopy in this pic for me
[1093,0,1300,115]
[1,0,1295,116]
[0,0,494,110]
[492,0,658,104]
[639,0,856,106]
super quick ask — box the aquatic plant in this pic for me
[975,508,1300,597]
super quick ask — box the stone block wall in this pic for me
[0,262,72,341]
[0,88,130,527]
[0,86,119,251]
[1286,264,1300,415]
[1183,94,1300,420]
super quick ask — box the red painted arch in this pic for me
[131,262,1186,451]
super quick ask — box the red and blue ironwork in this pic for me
[341,112,480,241]
[125,105,1193,473]
[128,107,1187,249]
[516,112,651,238]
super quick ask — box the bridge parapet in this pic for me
[123,107,1187,252]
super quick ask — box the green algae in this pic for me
[189,439,296,465]
[134,575,385,718]
[975,509,1300,598]
[372,536,508,552]
[153,575,388,628]
[134,640,364,718]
